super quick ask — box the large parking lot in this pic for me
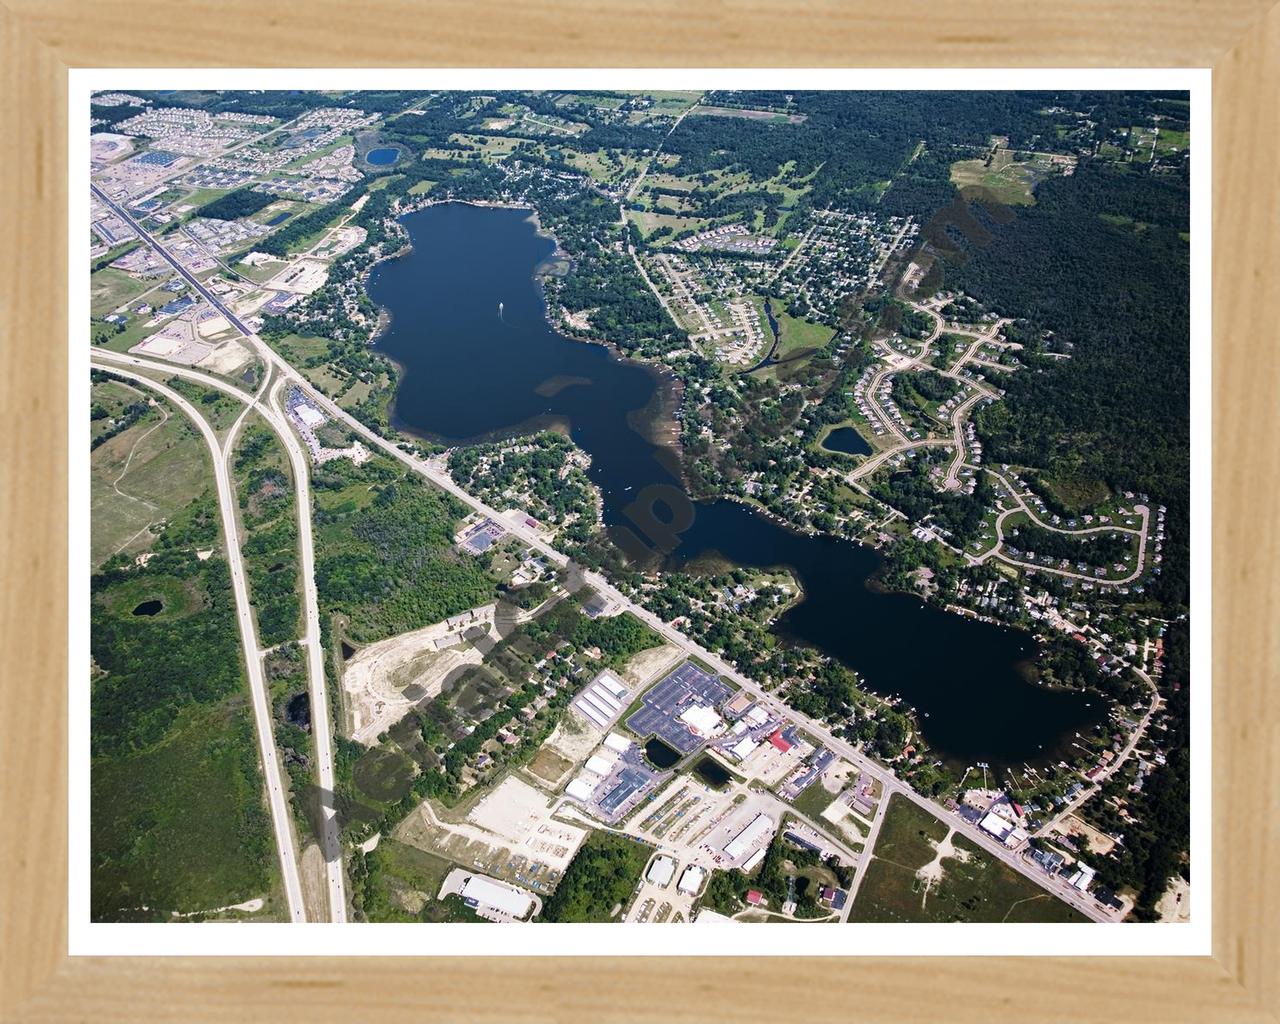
[625,661,733,754]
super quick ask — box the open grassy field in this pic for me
[626,209,714,240]
[751,296,834,362]
[90,382,212,568]
[789,779,839,820]
[1156,126,1191,154]
[449,132,530,157]
[91,267,161,318]
[849,794,1087,923]
[354,839,485,923]
[949,147,1066,206]
[91,700,282,921]
[565,148,644,184]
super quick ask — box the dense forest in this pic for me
[538,830,649,922]
[312,459,495,644]
[1006,522,1133,565]
[951,162,1190,608]
[197,188,275,222]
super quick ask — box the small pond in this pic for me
[692,755,732,789]
[644,737,681,770]
[131,599,163,617]
[821,425,873,457]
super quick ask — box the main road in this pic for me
[94,185,1115,924]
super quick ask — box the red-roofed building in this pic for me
[745,890,763,906]
[768,729,791,753]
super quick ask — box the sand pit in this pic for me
[1156,875,1190,923]
[197,314,230,338]
[342,604,495,744]
[1059,814,1118,856]
[195,338,253,376]
[915,827,970,905]
[541,711,603,765]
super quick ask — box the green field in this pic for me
[849,794,1087,923]
[91,700,281,921]
[91,541,279,921]
[1155,127,1191,154]
[90,381,213,568]
[949,147,1064,206]
[91,268,160,318]
[789,780,839,820]
[751,296,833,363]
[353,840,485,923]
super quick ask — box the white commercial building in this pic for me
[565,777,596,801]
[679,703,723,737]
[979,810,1014,842]
[459,875,535,919]
[585,753,617,776]
[730,735,758,761]
[646,855,676,887]
[593,670,628,700]
[723,813,774,862]
[677,865,707,896]
[604,731,631,753]
[295,403,325,428]
[740,847,767,873]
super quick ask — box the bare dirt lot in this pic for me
[526,746,574,789]
[540,711,603,766]
[299,842,329,922]
[396,779,586,879]
[617,642,684,689]
[342,604,495,743]
[194,338,253,377]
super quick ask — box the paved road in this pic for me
[847,437,952,483]
[94,189,1116,924]
[91,361,308,923]
[93,351,348,922]
[264,377,348,922]
[942,390,987,490]
[972,466,1152,586]
[842,796,889,919]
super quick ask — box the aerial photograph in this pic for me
[87,87,1191,929]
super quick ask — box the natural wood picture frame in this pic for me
[2,2,1276,1020]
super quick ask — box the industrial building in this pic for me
[571,669,632,730]
[677,865,706,896]
[723,813,775,862]
[646,855,676,888]
[459,874,535,920]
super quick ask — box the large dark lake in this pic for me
[370,202,1105,768]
